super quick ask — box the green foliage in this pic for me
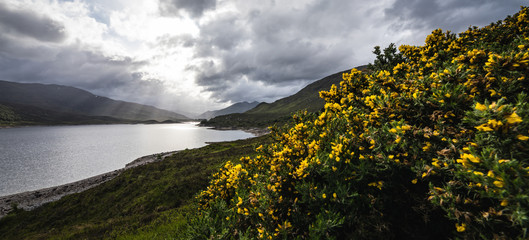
[368,43,405,72]
[192,7,529,239]
[0,104,20,126]
[202,68,367,129]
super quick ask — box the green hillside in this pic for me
[0,80,189,124]
[192,7,529,239]
[202,66,367,128]
[0,102,139,126]
[198,101,261,120]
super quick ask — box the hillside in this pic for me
[202,66,367,128]
[0,102,139,126]
[0,80,189,124]
[198,101,261,120]
[192,7,529,239]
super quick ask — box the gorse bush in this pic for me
[190,7,529,239]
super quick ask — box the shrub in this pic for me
[190,7,529,239]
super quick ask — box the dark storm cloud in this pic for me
[178,0,369,103]
[165,0,527,104]
[0,2,66,42]
[384,0,527,33]
[2,0,526,113]
[159,0,217,18]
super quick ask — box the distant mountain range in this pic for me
[203,66,367,128]
[0,80,189,126]
[198,101,261,120]
[1,66,367,127]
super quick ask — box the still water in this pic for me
[0,123,254,196]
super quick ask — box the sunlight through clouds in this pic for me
[0,0,525,115]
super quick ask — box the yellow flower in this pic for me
[411,179,418,184]
[487,170,495,178]
[456,223,466,232]
[422,142,431,151]
[322,193,327,199]
[493,180,504,188]
[368,181,383,190]
[401,125,411,131]
[475,102,487,111]
[461,153,480,163]
[475,124,493,132]
[501,199,508,206]
[517,135,529,141]
[487,119,503,129]
[506,112,522,124]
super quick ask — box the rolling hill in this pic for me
[198,101,261,120]
[0,80,189,125]
[202,65,367,128]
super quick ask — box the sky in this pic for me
[0,0,525,116]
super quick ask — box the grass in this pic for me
[0,135,270,239]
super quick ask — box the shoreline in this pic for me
[0,126,268,219]
[0,150,179,219]
[203,125,271,137]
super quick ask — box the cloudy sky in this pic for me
[0,0,525,115]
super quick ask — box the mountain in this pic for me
[203,65,367,128]
[198,101,261,119]
[0,80,189,125]
[0,102,137,126]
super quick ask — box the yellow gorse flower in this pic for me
[475,102,487,111]
[195,7,529,239]
[456,223,466,232]
[506,112,523,124]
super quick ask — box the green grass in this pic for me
[0,135,270,239]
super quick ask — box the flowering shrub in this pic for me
[190,7,529,239]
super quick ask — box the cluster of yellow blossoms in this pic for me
[193,7,529,239]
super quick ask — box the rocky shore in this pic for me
[0,150,178,218]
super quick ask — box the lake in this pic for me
[0,123,254,196]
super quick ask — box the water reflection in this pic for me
[0,123,253,196]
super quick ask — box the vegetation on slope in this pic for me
[202,67,366,128]
[0,102,143,126]
[192,7,529,239]
[199,101,262,120]
[0,136,270,239]
[0,80,189,123]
